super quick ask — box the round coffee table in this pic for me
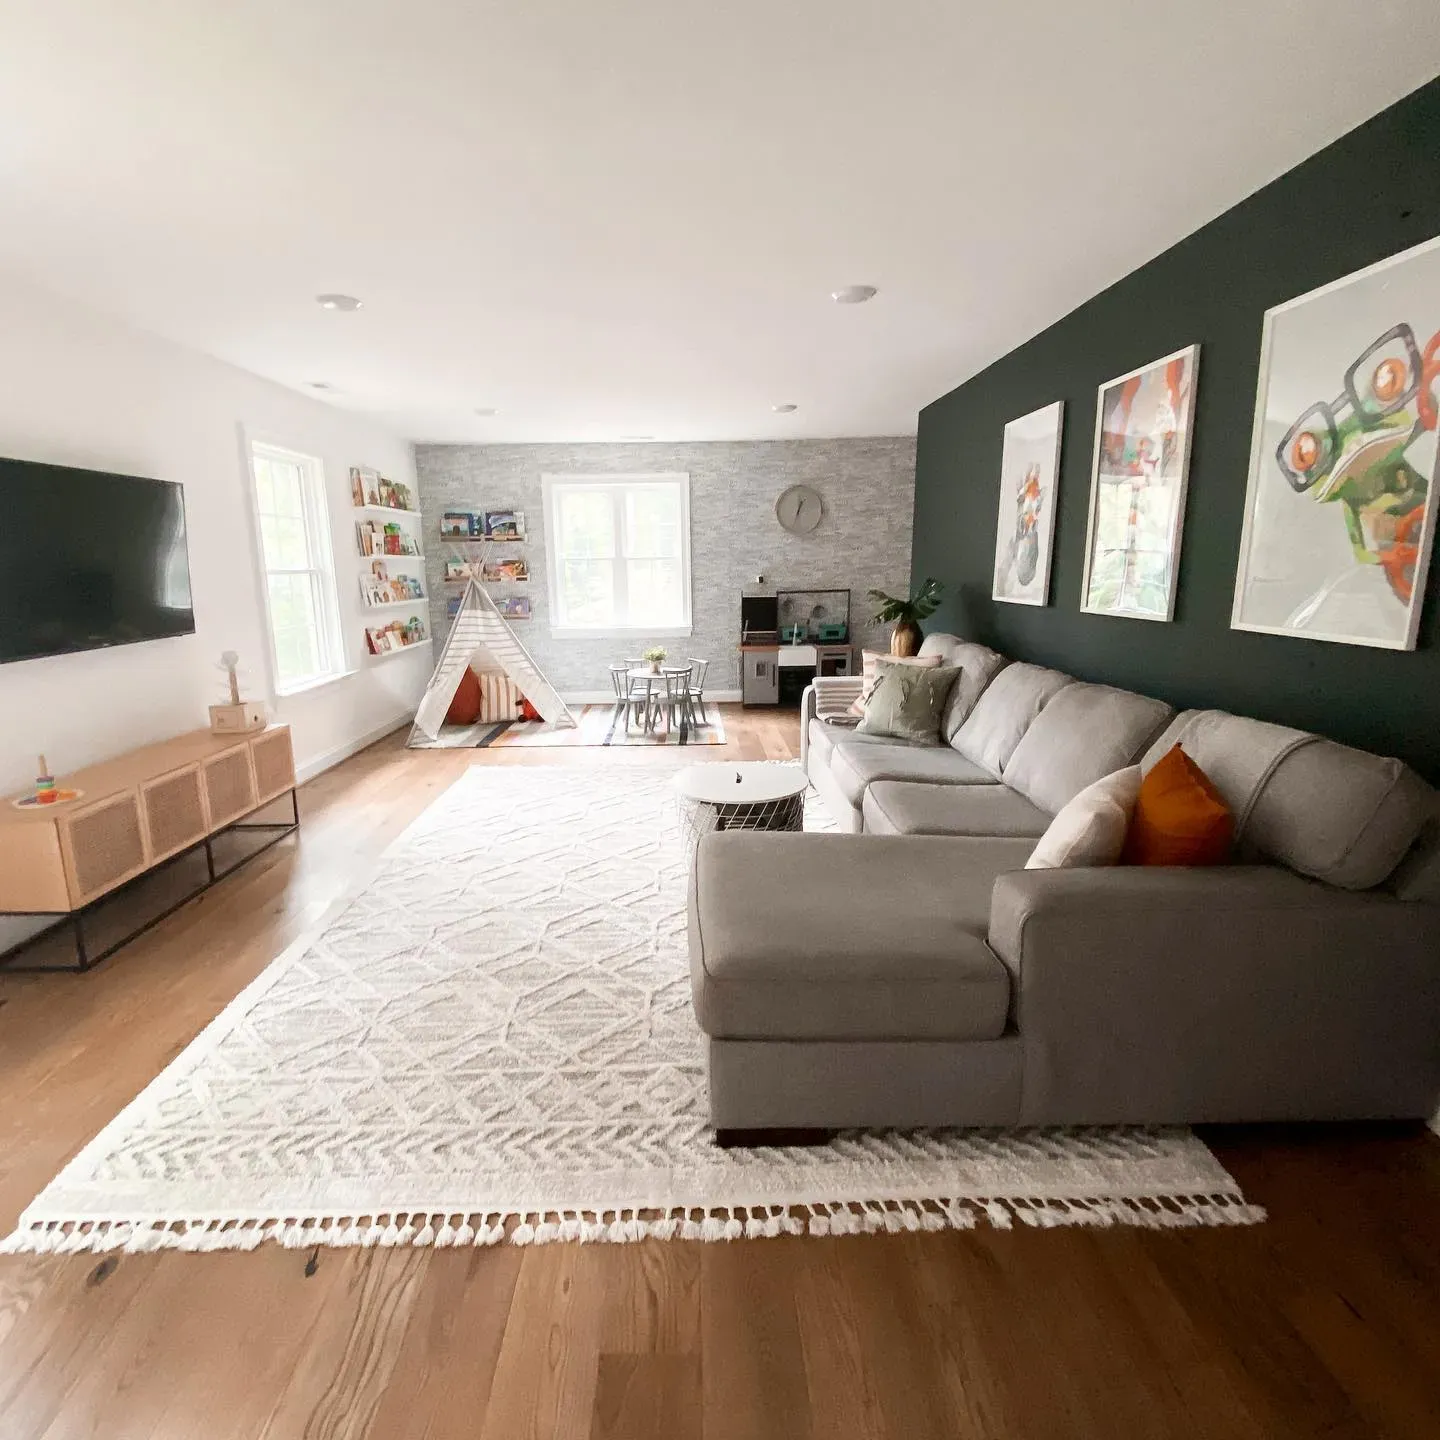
[674,762,807,858]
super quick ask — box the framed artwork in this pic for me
[1080,344,1200,621]
[991,401,1064,606]
[1232,236,1440,650]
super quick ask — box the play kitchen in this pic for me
[739,588,852,706]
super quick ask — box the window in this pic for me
[249,442,345,694]
[542,474,692,635]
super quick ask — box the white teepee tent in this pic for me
[409,577,575,743]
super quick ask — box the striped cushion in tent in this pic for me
[477,670,522,721]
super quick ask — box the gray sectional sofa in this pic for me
[688,634,1440,1134]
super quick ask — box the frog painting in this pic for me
[1233,236,1439,650]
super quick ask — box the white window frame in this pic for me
[247,439,347,696]
[541,473,693,638]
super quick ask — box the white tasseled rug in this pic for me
[3,765,1262,1254]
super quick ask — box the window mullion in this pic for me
[612,488,629,629]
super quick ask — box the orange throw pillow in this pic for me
[1122,745,1234,867]
[446,666,482,725]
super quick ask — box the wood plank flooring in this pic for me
[2,705,1438,1440]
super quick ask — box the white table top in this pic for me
[674,762,806,805]
[627,667,688,681]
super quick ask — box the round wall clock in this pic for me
[775,484,824,535]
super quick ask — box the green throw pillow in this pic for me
[855,661,961,742]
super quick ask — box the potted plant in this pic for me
[643,645,668,674]
[868,579,945,657]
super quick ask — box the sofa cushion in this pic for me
[1028,767,1142,869]
[689,833,1021,1042]
[811,718,932,766]
[1140,710,1311,828]
[941,643,1011,742]
[812,680,863,723]
[806,716,853,770]
[951,663,1072,777]
[830,739,997,805]
[1122,746,1234,866]
[1243,739,1435,890]
[1391,809,1440,903]
[915,632,970,665]
[864,782,1052,838]
[856,662,961,741]
[1144,710,1435,889]
[1003,682,1173,814]
[850,649,942,717]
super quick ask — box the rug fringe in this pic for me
[0,1192,1266,1255]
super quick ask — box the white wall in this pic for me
[0,273,432,795]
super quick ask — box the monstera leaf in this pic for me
[867,578,945,626]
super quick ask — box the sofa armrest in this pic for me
[988,866,1440,1124]
[799,678,864,767]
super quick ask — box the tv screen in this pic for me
[0,457,195,664]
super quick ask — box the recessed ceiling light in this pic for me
[473,407,498,417]
[315,293,362,311]
[620,434,654,441]
[772,403,798,413]
[830,285,877,305]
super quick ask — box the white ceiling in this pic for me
[2,2,1437,444]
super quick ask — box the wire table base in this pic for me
[676,789,805,859]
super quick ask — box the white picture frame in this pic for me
[1231,235,1440,651]
[1079,343,1200,622]
[991,400,1064,607]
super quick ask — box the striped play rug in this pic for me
[477,703,727,748]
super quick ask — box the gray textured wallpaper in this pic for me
[414,439,916,694]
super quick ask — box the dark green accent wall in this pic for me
[912,77,1440,782]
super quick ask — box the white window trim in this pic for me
[541,473,693,637]
[246,438,348,698]
[271,668,357,699]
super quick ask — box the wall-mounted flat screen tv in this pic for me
[0,457,195,664]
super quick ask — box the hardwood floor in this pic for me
[2,704,1438,1440]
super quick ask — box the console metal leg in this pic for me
[73,913,90,972]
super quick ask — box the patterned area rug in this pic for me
[3,766,1262,1254]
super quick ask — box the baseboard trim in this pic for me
[560,689,743,706]
[295,718,412,785]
